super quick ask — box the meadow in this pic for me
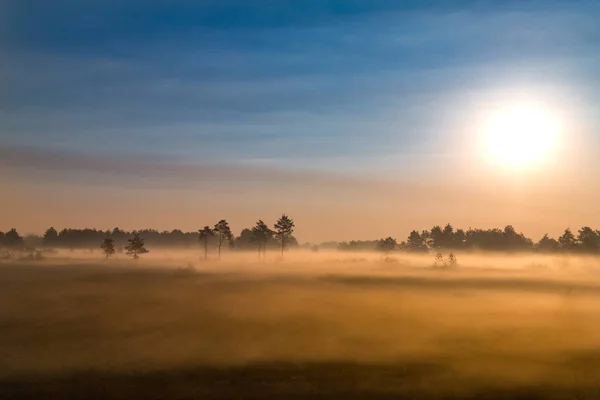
[2,251,600,399]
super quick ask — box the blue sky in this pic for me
[2,0,600,239]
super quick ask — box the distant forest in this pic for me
[2,221,600,254]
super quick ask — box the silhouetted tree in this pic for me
[42,227,59,247]
[442,224,455,248]
[4,229,25,249]
[252,220,273,259]
[405,230,427,252]
[429,225,444,249]
[559,228,577,252]
[577,227,600,253]
[100,237,116,259]
[536,234,559,252]
[377,237,397,253]
[125,231,149,260]
[454,229,467,249]
[274,214,295,256]
[213,220,234,260]
[234,229,255,250]
[198,226,215,260]
[503,225,533,251]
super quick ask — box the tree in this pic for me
[198,226,215,260]
[251,219,273,259]
[577,227,600,253]
[442,223,455,248]
[406,230,427,252]
[274,214,295,256]
[454,229,466,249]
[537,234,559,252]
[125,231,149,260]
[4,229,25,249]
[43,227,59,247]
[234,229,255,250]
[213,220,234,260]
[429,225,444,249]
[559,228,577,251]
[377,237,397,253]
[502,225,533,251]
[100,237,116,259]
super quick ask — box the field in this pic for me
[2,251,600,399]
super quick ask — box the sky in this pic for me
[2,0,600,242]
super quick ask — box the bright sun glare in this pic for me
[480,104,561,169]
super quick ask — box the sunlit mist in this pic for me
[3,0,600,398]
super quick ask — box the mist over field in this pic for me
[3,251,600,398]
[4,0,600,398]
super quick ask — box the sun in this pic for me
[480,105,561,169]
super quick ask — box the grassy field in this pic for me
[2,255,600,399]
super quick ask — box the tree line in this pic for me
[325,224,600,254]
[3,221,600,257]
[0,214,296,260]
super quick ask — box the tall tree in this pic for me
[100,237,116,259]
[125,231,149,260]
[213,220,234,260]
[252,219,274,259]
[274,214,295,256]
[198,226,215,260]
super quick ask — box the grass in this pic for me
[2,257,600,398]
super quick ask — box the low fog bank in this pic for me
[5,248,600,285]
[2,252,600,397]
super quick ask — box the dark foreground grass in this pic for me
[2,260,600,399]
[4,361,600,400]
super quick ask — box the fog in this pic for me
[2,251,600,398]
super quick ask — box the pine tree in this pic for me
[100,237,116,259]
[125,231,149,260]
[43,227,59,247]
[559,228,577,251]
[274,214,295,256]
[198,226,215,260]
[214,220,234,260]
[406,230,427,252]
[251,219,273,259]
